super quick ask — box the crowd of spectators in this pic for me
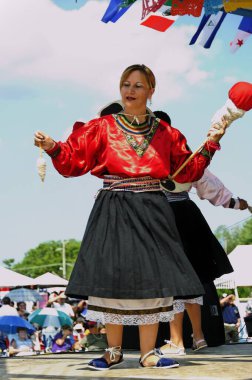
[0,292,107,357]
[1,290,252,356]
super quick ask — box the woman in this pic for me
[9,327,34,356]
[99,105,240,354]
[34,64,226,370]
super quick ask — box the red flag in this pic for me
[141,14,175,32]
[230,16,252,53]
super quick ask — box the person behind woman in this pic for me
[154,110,248,354]
[34,64,226,370]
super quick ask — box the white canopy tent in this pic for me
[214,245,252,340]
[215,245,252,289]
[0,266,34,288]
[32,272,68,287]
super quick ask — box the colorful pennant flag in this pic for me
[203,0,223,16]
[223,0,252,13]
[141,13,177,32]
[141,0,167,20]
[189,11,226,48]
[230,16,252,53]
[101,0,136,23]
[141,3,177,32]
[171,0,204,17]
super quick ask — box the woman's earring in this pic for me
[149,98,152,106]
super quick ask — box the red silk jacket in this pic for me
[46,115,220,183]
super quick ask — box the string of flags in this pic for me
[99,0,252,52]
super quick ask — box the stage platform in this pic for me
[1,343,252,380]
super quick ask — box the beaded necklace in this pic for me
[115,113,153,136]
[114,114,160,157]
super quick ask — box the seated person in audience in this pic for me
[220,294,241,343]
[42,325,59,352]
[47,293,74,318]
[0,296,18,316]
[72,322,86,351]
[0,331,8,355]
[245,295,252,317]
[17,302,29,320]
[51,325,75,353]
[9,328,34,356]
[80,322,107,352]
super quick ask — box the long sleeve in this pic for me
[46,119,104,178]
[169,127,220,184]
[192,169,240,208]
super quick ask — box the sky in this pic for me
[0,0,251,266]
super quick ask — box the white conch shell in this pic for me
[37,156,46,182]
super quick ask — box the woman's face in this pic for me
[120,70,154,112]
[18,329,28,340]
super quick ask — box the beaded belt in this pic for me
[102,175,162,193]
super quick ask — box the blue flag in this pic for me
[239,16,252,34]
[189,11,226,49]
[101,0,134,23]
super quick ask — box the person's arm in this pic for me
[220,295,232,306]
[34,118,104,178]
[55,332,68,346]
[192,169,248,210]
[236,318,241,329]
[9,339,33,354]
[170,130,220,184]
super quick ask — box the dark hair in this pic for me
[154,111,171,125]
[2,297,11,305]
[61,325,72,331]
[100,102,123,117]
[17,301,26,307]
[17,327,27,333]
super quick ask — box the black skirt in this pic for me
[66,191,204,299]
[169,199,233,283]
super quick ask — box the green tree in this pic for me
[215,225,241,254]
[12,240,81,279]
[2,258,15,269]
[237,218,252,245]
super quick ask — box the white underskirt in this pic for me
[86,296,174,325]
[174,296,203,313]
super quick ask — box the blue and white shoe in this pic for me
[88,346,123,371]
[139,349,179,369]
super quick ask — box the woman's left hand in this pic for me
[207,117,228,143]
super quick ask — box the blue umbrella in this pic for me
[0,316,35,335]
[28,308,73,328]
[5,288,42,303]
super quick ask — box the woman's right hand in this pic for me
[34,131,55,151]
